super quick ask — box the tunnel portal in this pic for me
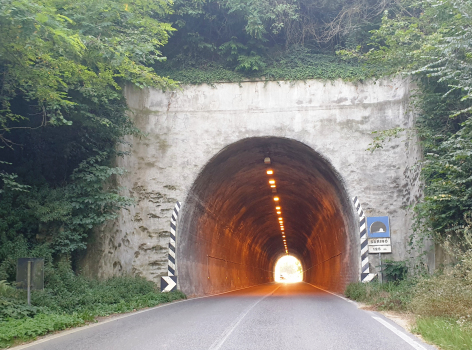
[177,137,359,297]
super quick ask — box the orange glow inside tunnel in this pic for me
[176,137,358,297]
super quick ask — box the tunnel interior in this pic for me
[177,137,358,297]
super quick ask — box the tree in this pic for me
[0,0,178,275]
[366,0,472,247]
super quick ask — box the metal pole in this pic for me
[378,253,382,284]
[27,260,31,306]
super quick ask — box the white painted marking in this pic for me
[14,282,273,349]
[372,316,427,350]
[360,222,366,232]
[168,261,176,270]
[162,276,177,292]
[168,271,174,276]
[208,285,280,350]
[362,257,369,267]
[361,245,368,255]
[304,282,354,304]
[362,273,376,283]
[169,249,175,259]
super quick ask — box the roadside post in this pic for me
[16,258,44,305]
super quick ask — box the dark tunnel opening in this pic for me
[177,137,359,297]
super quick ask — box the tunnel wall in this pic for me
[79,77,430,294]
[177,137,358,296]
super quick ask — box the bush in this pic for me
[0,313,86,348]
[382,260,408,282]
[410,272,472,319]
[344,280,416,311]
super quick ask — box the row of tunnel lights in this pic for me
[266,169,288,255]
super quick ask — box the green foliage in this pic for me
[0,313,86,348]
[344,280,416,311]
[382,259,408,282]
[158,0,396,84]
[414,317,472,350]
[364,0,472,247]
[157,47,387,85]
[0,0,176,141]
[0,0,179,273]
[366,127,405,152]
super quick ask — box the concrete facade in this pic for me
[80,77,431,295]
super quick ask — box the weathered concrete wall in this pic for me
[79,77,432,294]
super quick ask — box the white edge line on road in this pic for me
[208,285,281,350]
[303,282,355,304]
[12,282,275,350]
[372,316,427,350]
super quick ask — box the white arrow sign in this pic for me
[161,276,177,292]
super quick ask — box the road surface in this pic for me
[15,283,435,350]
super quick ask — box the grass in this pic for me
[0,268,186,349]
[414,317,472,350]
[344,280,415,311]
[344,272,472,350]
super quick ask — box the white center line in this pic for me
[208,285,280,350]
[372,316,427,350]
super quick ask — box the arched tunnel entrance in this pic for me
[177,137,359,297]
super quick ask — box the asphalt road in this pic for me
[16,283,435,350]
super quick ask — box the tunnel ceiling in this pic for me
[178,137,358,296]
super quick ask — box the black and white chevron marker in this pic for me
[353,197,376,283]
[161,201,181,292]
[161,276,177,292]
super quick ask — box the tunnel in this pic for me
[177,137,359,297]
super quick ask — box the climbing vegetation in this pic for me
[0,0,177,271]
[362,0,472,248]
[157,0,396,83]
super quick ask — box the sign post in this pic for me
[16,258,44,305]
[366,216,391,283]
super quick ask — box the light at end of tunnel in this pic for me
[269,180,275,184]
[273,197,279,201]
[266,169,273,175]
[276,206,281,210]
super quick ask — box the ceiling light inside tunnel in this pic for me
[266,169,273,175]
[273,197,279,201]
[270,185,276,188]
[269,180,275,184]
[276,206,281,210]
[277,211,281,214]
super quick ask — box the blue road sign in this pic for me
[366,216,390,238]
